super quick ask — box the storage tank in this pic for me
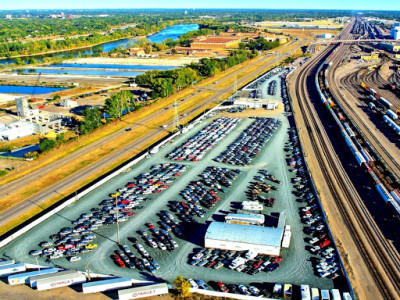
[82,277,132,294]
[0,263,26,277]
[368,102,376,110]
[8,268,58,285]
[379,97,393,108]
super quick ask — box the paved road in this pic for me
[0,38,307,229]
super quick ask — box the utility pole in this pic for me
[85,263,91,281]
[115,197,120,245]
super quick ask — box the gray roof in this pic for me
[205,222,283,247]
[225,213,265,222]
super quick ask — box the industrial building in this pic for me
[204,222,284,255]
[234,98,279,110]
[118,283,168,300]
[391,23,400,40]
[379,42,400,53]
[0,121,35,141]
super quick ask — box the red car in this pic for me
[207,261,217,268]
[146,223,155,229]
[319,240,331,248]
[253,260,263,268]
[272,256,283,264]
[216,281,229,293]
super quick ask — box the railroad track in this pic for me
[292,21,400,299]
[328,46,400,177]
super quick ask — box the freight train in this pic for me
[317,62,400,217]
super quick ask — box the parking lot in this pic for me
[0,68,339,295]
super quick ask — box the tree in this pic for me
[80,106,102,134]
[144,45,152,54]
[52,94,61,102]
[134,37,149,48]
[104,90,135,119]
[173,276,191,297]
[38,138,56,153]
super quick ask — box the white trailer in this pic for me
[8,268,58,285]
[30,270,85,289]
[82,277,132,294]
[241,201,264,212]
[36,271,86,291]
[0,263,26,277]
[118,283,168,300]
[281,225,292,248]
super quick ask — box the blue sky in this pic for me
[1,0,399,10]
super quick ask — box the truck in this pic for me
[281,225,292,248]
[35,271,86,291]
[8,268,58,285]
[82,277,132,294]
[301,285,311,300]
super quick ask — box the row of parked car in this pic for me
[245,67,284,90]
[188,247,283,276]
[286,128,341,280]
[267,80,277,96]
[111,243,160,273]
[281,71,292,113]
[214,117,281,166]
[166,117,241,162]
[29,163,185,263]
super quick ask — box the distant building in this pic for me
[15,97,31,118]
[190,36,241,49]
[127,48,145,56]
[5,14,12,19]
[62,99,78,108]
[234,98,279,110]
[391,23,400,40]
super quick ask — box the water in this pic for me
[0,85,68,95]
[0,24,199,66]
[20,69,143,77]
[48,64,177,70]
[0,144,39,158]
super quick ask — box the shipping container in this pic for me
[36,271,86,291]
[387,200,400,217]
[82,277,132,294]
[360,148,374,163]
[8,268,58,285]
[0,263,26,277]
[118,283,168,300]
[30,270,77,288]
[368,95,376,102]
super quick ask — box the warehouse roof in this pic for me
[205,222,283,247]
[225,213,265,222]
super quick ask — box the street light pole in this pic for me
[115,197,120,245]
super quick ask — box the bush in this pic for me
[38,138,56,153]
[0,169,8,177]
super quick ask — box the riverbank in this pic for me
[64,56,201,66]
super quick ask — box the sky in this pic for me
[0,0,399,11]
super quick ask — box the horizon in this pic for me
[0,0,399,11]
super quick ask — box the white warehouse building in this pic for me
[204,222,284,256]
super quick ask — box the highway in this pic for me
[0,37,307,229]
[289,19,400,299]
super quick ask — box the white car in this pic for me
[249,286,261,297]
[187,278,198,289]
[68,256,81,262]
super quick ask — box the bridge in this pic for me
[313,39,398,44]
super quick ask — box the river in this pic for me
[0,24,199,66]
